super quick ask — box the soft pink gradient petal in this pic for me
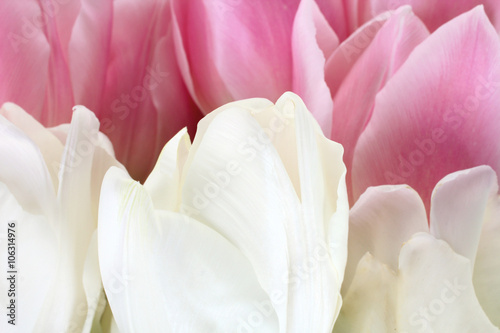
[371,0,500,32]
[314,0,348,41]
[172,0,299,113]
[329,7,428,203]
[292,0,337,135]
[324,11,390,99]
[352,6,500,211]
[69,0,113,113]
[96,0,202,182]
[430,166,497,267]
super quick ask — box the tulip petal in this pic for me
[352,6,500,209]
[345,185,428,292]
[324,10,389,99]
[182,93,346,332]
[473,191,500,327]
[0,184,58,333]
[398,233,499,332]
[329,7,428,202]
[69,0,113,113]
[314,0,348,41]
[100,0,201,182]
[99,167,277,332]
[0,2,51,121]
[292,0,337,135]
[371,0,500,32]
[144,128,191,211]
[29,107,99,331]
[0,110,56,217]
[81,231,107,333]
[0,102,64,191]
[171,0,299,113]
[336,233,500,332]
[430,166,497,267]
[334,253,398,332]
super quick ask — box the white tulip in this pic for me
[0,103,122,332]
[335,165,500,332]
[98,92,349,332]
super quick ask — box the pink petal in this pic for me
[351,6,500,211]
[430,166,497,267]
[314,0,348,41]
[172,0,299,113]
[329,7,428,203]
[372,0,500,32]
[292,0,337,134]
[324,11,390,99]
[99,0,202,182]
[69,0,113,113]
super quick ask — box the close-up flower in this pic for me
[0,103,122,332]
[98,92,348,332]
[336,165,500,332]
[1,0,499,332]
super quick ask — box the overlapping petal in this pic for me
[99,92,348,332]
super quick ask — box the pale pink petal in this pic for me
[372,0,500,32]
[324,11,390,99]
[315,0,348,41]
[0,2,51,121]
[171,0,299,113]
[352,6,500,210]
[345,185,428,292]
[69,0,113,113]
[430,166,497,266]
[342,0,373,33]
[329,7,428,203]
[292,0,337,134]
[100,0,202,181]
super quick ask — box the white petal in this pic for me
[398,233,499,332]
[1,102,64,190]
[144,128,191,211]
[99,167,277,332]
[334,253,398,333]
[345,185,427,292]
[0,183,57,332]
[474,190,500,326]
[0,110,56,218]
[181,92,345,332]
[430,166,498,267]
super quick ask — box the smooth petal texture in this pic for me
[101,92,348,332]
[345,185,428,292]
[397,234,499,333]
[0,109,56,217]
[144,127,191,211]
[99,167,277,333]
[474,188,500,326]
[100,0,201,181]
[172,0,298,113]
[371,0,500,32]
[324,10,390,99]
[352,6,500,210]
[292,0,337,135]
[0,104,121,331]
[430,166,497,267]
[314,0,348,41]
[0,102,64,189]
[329,7,428,202]
[335,233,500,332]
[0,184,58,333]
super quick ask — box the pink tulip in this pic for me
[328,5,500,211]
[328,0,500,34]
[0,0,202,182]
[171,0,335,133]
